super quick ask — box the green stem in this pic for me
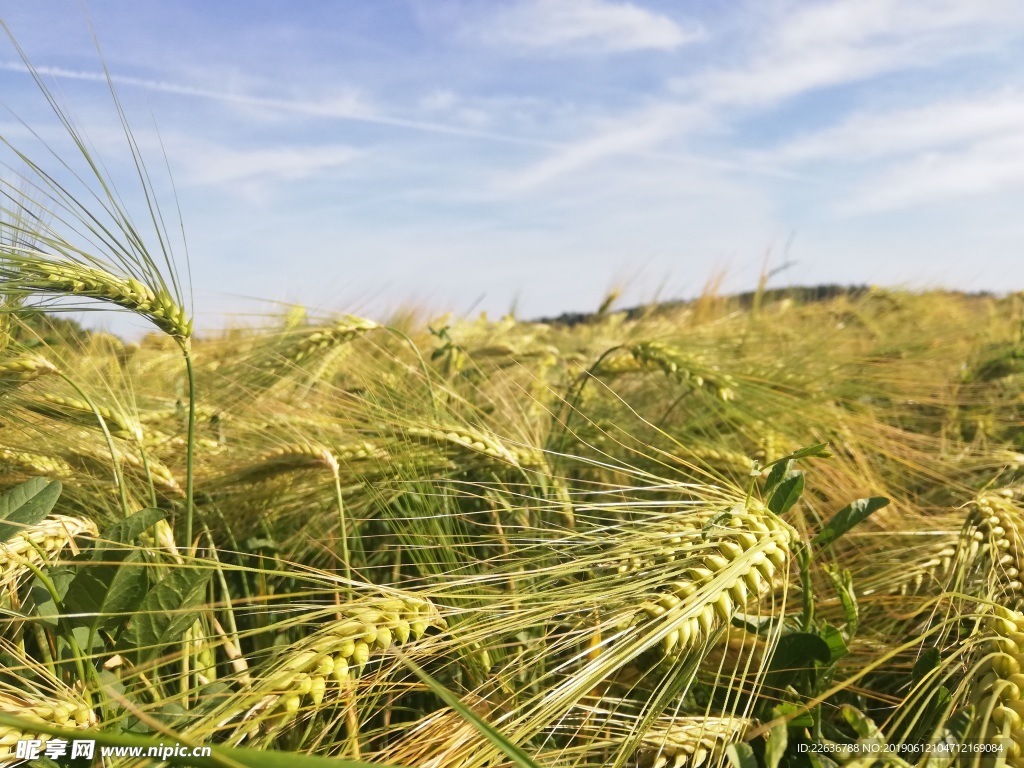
[178,338,197,550]
[332,464,353,599]
[798,544,815,632]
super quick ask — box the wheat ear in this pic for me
[1,515,98,592]
[638,716,752,768]
[230,595,445,740]
[14,259,191,338]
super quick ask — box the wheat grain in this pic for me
[230,443,339,484]
[265,316,378,370]
[0,688,97,763]
[404,425,521,466]
[968,606,1024,764]
[0,354,57,384]
[628,342,737,401]
[232,594,445,739]
[958,492,1024,609]
[621,507,794,658]
[27,393,140,439]
[15,259,191,338]
[0,447,73,478]
[638,716,752,768]
[1,515,98,592]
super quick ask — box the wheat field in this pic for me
[3,37,1024,768]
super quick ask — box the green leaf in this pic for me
[99,507,167,551]
[119,567,213,664]
[768,472,804,516]
[0,478,62,542]
[63,549,149,635]
[28,567,74,628]
[812,497,890,549]
[809,755,839,768]
[727,743,757,768]
[763,460,793,497]
[840,705,883,740]
[786,443,833,462]
[765,716,788,768]
[772,702,814,728]
[767,632,831,675]
[823,566,858,637]
[819,623,849,663]
[397,650,542,768]
[912,647,941,685]
[62,509,167,637]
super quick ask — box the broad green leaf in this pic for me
[765,716,788,768]
[727,743,757,768]
[809,755,840,768]
[768,632,831,674]
[28,567,74,628]
[763,459,793,497]
[819,623,849,663]
[813,497,890,549]
[0,478,62,542]
[119,567,213,664]
[924,709,970,768]
[768,472,804,516]
[772,702,814,728]
[63,549,149,635]
[912,647,940,685]
[62,509,166,636]
[98,507,167,551]
[840,705,883,741]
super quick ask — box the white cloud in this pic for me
[178,144,360,187]
[498,105,688,191]
[773,91,1024,161]
[483,0,701,54]
[842,133,1024,211]
[678,0,1024,108]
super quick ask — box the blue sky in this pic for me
[2,0,1024,333]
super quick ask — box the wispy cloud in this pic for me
[176,143,360,187]
[841,133,1024,211]
[477,0,701,54]
[499,105,689,191]
[678,0,1024,108]
[0,61,557,149]
[773,90,1024,161]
